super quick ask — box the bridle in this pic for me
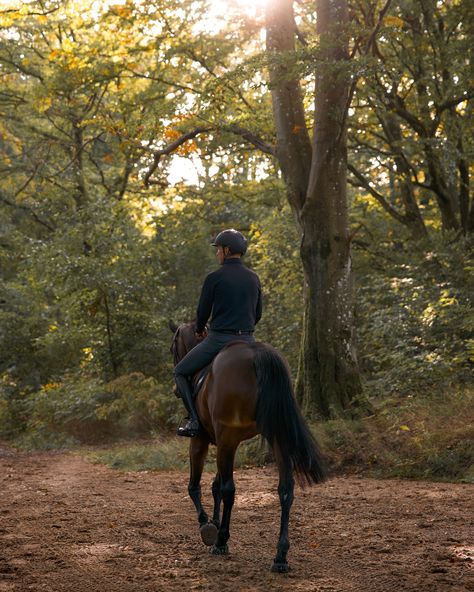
[170,323,200,365]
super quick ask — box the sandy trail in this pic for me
[0,446,472,592]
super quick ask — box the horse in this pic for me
[170,321,326,573]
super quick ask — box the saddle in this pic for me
[190,341,244,399]
[191,364,211,399]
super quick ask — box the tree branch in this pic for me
[223,125,275,156]
[338,0,393,145]
[143,126,275,187]
[347,163,407,224]
[438,91,474,113]
[0,189,55,232]
[143,127,211,187]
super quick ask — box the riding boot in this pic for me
[175,375,200,437]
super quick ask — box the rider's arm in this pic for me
[255,279,262,324]
[196,274,214,333]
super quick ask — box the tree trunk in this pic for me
[267,0,363,418]
[266,0,312,226]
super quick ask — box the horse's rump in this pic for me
[203,341,326,486]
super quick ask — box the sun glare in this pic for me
[207,0,268,27]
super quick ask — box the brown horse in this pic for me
[170,322,326,572]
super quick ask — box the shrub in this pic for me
[6,372,180,449]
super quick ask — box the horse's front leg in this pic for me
[211,472,222,528]
[211,445,236,556]
[188,436,218,546]
[272,450,294,573]
[188,436,209,525]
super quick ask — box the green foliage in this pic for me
[88,440,191,472]
[95,373,180,434]
[251,199,303,371]
[0,372,180,449]
[355,232,473,397]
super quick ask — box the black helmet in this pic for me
[211,229,247,255]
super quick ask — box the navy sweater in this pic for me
[196,258,262,333]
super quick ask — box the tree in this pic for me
[265,0,364,417]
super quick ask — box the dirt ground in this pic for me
[0,445,472,592]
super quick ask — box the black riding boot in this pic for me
[175,375,200,437]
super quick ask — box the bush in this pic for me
[2,372,181,449]
[318,386,474,482]
[355,236,473,397]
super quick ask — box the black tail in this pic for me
[253,344,326,486]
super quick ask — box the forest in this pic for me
[0,0,473,481]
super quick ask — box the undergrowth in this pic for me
[81,387,473,483]
[318,386,474,482]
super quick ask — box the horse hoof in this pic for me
[210,544,229,556]
[271,561,289,573]
[200,523,218,546]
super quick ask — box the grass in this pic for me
[85,435,270,473]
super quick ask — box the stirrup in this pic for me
[176,418,200,438]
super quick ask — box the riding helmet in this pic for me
[211,229,247,255]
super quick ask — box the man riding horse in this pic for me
[173,228,262,437]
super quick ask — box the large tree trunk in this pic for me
[300,0,362,417]
[267,0,363,418]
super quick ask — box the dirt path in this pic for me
[0,446,472,592]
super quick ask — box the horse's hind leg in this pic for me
[211,445,236,555]
[271,447,294,573]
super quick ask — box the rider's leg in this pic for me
[173,334,223,437]
[174,373,200,436]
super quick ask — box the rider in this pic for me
[174,229,262,437]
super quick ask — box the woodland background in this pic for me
[0,0,472,481]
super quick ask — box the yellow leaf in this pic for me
[399,425,410,431]
[36,96,52,112]
[384,15,404,28]
[62,38,74,52]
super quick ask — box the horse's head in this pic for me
[169,320,199,365]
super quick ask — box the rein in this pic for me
[170,329,180,365]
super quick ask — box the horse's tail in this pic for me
[253,344,326,486]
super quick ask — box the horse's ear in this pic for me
[169,320,179,333]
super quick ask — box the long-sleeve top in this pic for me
[195,258,262,334]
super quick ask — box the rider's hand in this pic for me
[195,328,208,341]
